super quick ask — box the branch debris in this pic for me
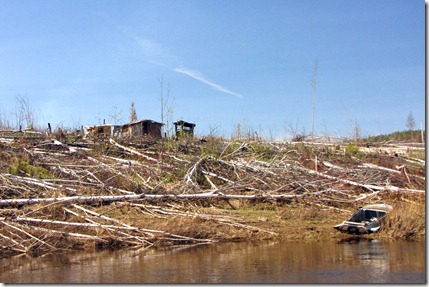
[0,135,425,256]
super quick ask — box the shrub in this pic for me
[201,136,224,157]
[345,143,360,156]
[159,171,174,184]
[248,141,276,162]
[7,156,53,179]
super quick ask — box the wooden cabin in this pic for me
[121,120,163,139]
[86,124,121,137]
[174,120,196,137]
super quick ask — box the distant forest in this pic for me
[365,130,425,143]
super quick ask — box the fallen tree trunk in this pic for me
[286,163,425,194]
[109,138,159,163]
[63,207,152,246]
[0,191,305,207]
[7,216,213,244]
[0,220,56,250]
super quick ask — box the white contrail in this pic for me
[131,33,243,99]
[174,67,243,99]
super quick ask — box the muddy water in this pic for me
[0,240,425,284]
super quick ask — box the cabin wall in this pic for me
[121,126,133,137]
[87,125,116,137]
[147,123,162,138]
[121,122,162,139]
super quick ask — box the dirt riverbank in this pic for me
[0,134,425,257]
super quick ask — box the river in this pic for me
[0,239,425,284]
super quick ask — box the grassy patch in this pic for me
[381,199,425,240]
[7,156,53,179]
[407,149,425,161]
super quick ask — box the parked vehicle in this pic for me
[334,204,393,235]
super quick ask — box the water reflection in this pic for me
[0,239,425,283]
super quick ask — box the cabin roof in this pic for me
[122,120,163,128]
[86,124,120,129]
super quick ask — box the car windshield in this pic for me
[348,209,386,223]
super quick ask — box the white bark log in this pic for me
[0,191,304,207]
[286,163,425,194]
[109,138,159,163]
[10,216,212,243]
[0,220,56,249]
[5,174,58,190]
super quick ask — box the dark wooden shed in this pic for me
[121,120,163,139]
[174,120,196,137]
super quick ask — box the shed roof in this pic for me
[173,120,196,127]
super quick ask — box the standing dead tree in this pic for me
[159,74,174,138]
[130,101,138,123]
[310,60,318,142]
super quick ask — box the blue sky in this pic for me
[0,0,425,139]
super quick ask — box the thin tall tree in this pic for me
[310,60,318,142]
[15,95,36,130]
[109,105,123,125]
[406,111,415,131]
[130,101,138,123]
[159,74,174,137]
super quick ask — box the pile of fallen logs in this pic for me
[0,136,425,256]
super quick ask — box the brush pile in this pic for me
[0,133,425,256]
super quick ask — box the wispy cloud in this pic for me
[98,13,242,99]
[133,36,178,67]
[174,67,243,99]
[130,34,242,99]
